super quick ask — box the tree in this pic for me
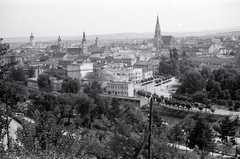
[198,105,203,112]
[234,101,240,110]
[187,118,213,152]
[227,100,234,108]
[210,106,215,114]
[8,66,26,81]
[193,91,208,104]
[28,66,35,78]
[0,81,27,110]
[55,93,77,125]
[0,103,11,150]
[109,98,121,120]
[74,93,96,128]
[168,124,184,146]
[83,81,103,95]
[61,77,80,93]
[178,70,204,94]
[37,74,52,91]
[0,42,16,80]
[186,102,192,112]
[0,42,10,56]
[182,51,187,57]
[216,116,236,145]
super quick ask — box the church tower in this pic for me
[30,33,35,46]
[81,32,87,54]
[58,36,61,45]
[95,36,99,46]
[154,16,161,50]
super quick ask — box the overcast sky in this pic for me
[1,0,240,38]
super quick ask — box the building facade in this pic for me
[106,81,134,97]
[0,54,24,65]
[107,67,142,84]
[67,62,93,82]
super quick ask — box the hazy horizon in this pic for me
[1,0,240,38]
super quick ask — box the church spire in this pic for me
[83,32,86,41]
[58,35,61,45]
[154,15,161,51]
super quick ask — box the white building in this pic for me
[107,67,142,84]
[49,77,63,91]
[143,69,153,79]
[106,81,134,97]
[208,43,227,55]
[67,62,93,82]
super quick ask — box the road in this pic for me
[136,77,240,116]
[2,116,34,150]
[3,118,22,150]
[169,143,234,158]
[134,77,178,98]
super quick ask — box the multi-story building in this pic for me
[49,76,63,91]
[106,81,134,97]
[67,62,93,82]
[107,67,142,84]
[0,54,24,65]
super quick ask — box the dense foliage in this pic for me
[61,77,80,93]
[176,67,240,109]
[37,74,52,92]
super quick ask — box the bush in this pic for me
[216,99,228,106]
[172,94,193,102]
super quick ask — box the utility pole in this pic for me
[148,97,153,159]
[6,102,10,149]
[135,97,153,159]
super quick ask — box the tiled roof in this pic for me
[50,45,60,50]
[52,53,65,58]
[67,48,82,54]
[148,59,161,65]
[134,61,148,66]
[76,55,90,60]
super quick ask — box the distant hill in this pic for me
[2,26,240,43]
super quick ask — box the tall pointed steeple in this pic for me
[154,15,161,50]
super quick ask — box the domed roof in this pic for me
[30,33,34,38]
